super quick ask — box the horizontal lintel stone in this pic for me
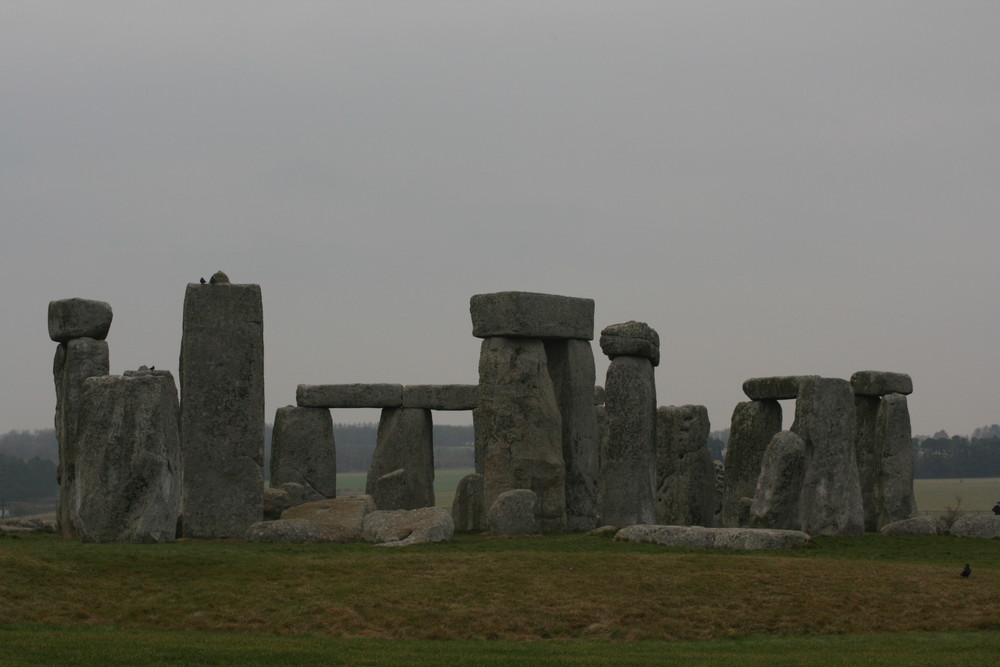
[742,375,819,400]
[470,291,594,340]
[48,298,113,343]
[297,384,403,408]
[402,385,478,410]
[850,371,913,396]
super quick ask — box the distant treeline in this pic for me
[913,428,1000,478]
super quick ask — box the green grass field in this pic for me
[3,531,1000,664]
[914,477,1000,515]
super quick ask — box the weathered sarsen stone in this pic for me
[470,291,594,340]
[655,405,717,527]
[599,321,660,367]
[600,333,657,527]
[742,376,815,401]
[749,431,806,530]
[792,377,864,536]
[362,507,454,547]
[854,395,883,532]
[477,337,565,531]
[366,407,435,509]
[402,385,478,410]
[876,393,917,527]
[487,489,539,536]
[180,280,264,539]
[720,400,782,527]
[53,336,110,538]
[72,369,181,543]
[850,370,913,397]
[270,406,337,501]
[545,339,599,531]
[297,384,403,408]
[615,524,810,550]
[452,472,485,531]
[48,298,113,343]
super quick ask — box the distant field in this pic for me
[337,468,474,507]
[914,477,1000,515]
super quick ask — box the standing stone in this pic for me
[72,370,181,543]
[655,405,717,527]
[366,407,435,510]
[270,406,337,502]
[792,377,864,536]
[719,400,782,527]
[545,339,599,530]
[180,280,264,539]
[854,395,882,532]
[749,431,806,530]
[451,472,485,531]
[53,337,110,538]
[600,354,657,527]
[876,393,917,527]
[477,337,565,531]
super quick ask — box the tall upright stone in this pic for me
[471,291,595,533]
[719,400,782,527]
[49,298,113,539]
[854,395,882,532]
[366,407,435,510]
[72,369,181,543]
[477,337,565,531]
[876,393,916,527]
[749,430,806,530]
[599,322,658,527]
[655,405,717,527]
[545,339,599,530]
[792,377,864,536]
[180,279,264,539]
[270,406,337,502]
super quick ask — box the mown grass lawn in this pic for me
[2,531,1000,664]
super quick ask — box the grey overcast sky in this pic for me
[2,2,997,437]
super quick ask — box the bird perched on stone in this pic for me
[961,564,971,577]
[200,277,206,284]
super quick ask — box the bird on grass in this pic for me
[961,564,971,578]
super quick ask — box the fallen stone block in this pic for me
[279,495,376,542]
[879,515,944,536]
[614,524,811,549]
[362,507,455,546]
[244,519,323,543]
[949,514,1000,539]
[487,489,539,536]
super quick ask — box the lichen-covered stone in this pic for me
[296,384,403,408]
[470,292,594,340]
[655,405,717,527]
[477,337,565,531]
[279,495,376,542]
[720,400,782,527]
[362,507,454,546]
[949,514,1000,539]
[879,515,944,536]
[263,486,292,520]
[742,375,816,401]
[72,371,181,543]
[850,371,913,396]
[366,408,435,510]
[854,395,882,532]
[792,377,864,536]
[749,431,806,530]
[599,321,660,366]
[244,519,322,543]
[47,298,113,343]
[615,524,811,549]
[402,384,478,410]
[600,355,657,527]
[180,282,264,539]
[270,406,336,501]
[487,489,539,536]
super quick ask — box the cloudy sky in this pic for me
[2,2,997,438]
